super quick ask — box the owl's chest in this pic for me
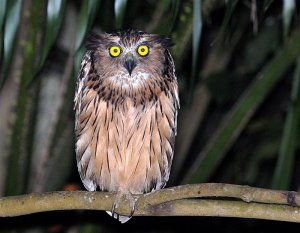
[76,87,175,191]
[105,98,153,141]
[91,97,156,168]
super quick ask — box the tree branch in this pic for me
[0,183,299,222]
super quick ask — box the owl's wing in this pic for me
[165,49,180,111]
[146,49,179,191]
[164,50,179,181]
[74,51,93,127]
[166,50,180,136]
[74,51,99,191]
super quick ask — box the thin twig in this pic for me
[0,183,299,222]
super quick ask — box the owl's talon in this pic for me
[129,206,135,218]
[126,193,136,217]
[111,202,119,219]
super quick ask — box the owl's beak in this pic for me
[124,54,136,76]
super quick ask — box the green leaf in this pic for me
[5,0,48,196]
[75,0,100,51]
[282,0,295,40]
[0,0,7,62]
[40,0,66,68]
[192,0,202,66]
[0,0,6,29]
[183,30,300,184]
[263,0,274,12]
[168,0,180,34]
[189,0,202,96]
[114,0,127,28]
[272,56,300,189]
[1,0,21,86]
[217,0,238,39]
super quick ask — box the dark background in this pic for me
[0,0,300,232]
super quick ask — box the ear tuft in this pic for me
[153,35,175,48]
[86,32,103,50]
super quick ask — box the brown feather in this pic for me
[74,29,179,221]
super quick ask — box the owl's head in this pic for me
[86,29,174,80]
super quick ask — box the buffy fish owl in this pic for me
[74,29,179,223]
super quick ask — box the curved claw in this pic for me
[129,206,135,218]
[111,202,118,219]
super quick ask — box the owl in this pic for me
[74,29,179,223]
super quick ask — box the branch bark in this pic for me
[0,183,299,222]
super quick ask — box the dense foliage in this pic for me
[0,0,299,232]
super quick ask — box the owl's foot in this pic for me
[109,191,136,223]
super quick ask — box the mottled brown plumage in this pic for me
[74,29,179,222]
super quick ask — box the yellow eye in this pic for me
[137,45,149,56]
[109,46,121,57]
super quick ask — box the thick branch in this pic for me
[0,183,299,222]
[140,200,300,222]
